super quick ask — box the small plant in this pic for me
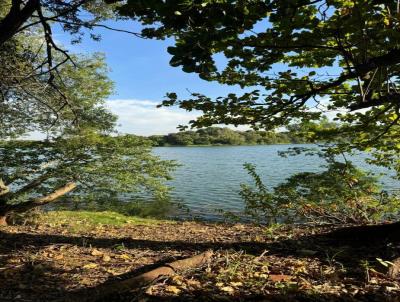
[7,208,43,225]
[264,223,283,239]
[360,260,372,283]
[376,257,394,268]
[240,157,400,225]
[240,163,282,224]
[325,250,345,271]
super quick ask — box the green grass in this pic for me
[35,210,172,231]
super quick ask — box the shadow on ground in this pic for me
[0,222,399,301]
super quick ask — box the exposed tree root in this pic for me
[59,250,213,302]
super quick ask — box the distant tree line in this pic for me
[147,127,308,147]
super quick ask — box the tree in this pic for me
[165,131,197,145]
[0,25,116,138]
[0,0,142,130]
[0,38,177,225]
[146,126,307,146]
[0,1,181,225]
[0,17,176,224]
[0,132,176,225]
[115,0,400,175]
[1,51,116,139]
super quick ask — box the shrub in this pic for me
[240,160,400,225]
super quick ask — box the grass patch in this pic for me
[30,210,172,232]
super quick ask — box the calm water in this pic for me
[154,144,400,220]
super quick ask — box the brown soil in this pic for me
[0,221,399,301]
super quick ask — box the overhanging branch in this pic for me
[9,182,77,214]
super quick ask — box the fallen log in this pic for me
[59,250,213,302]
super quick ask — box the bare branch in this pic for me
[49,18,146,39]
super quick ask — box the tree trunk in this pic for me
[0,204,9,226]
[0,215,7,226]
[0,182,76,226]
[12,182,77,214]
[0,0,39,46]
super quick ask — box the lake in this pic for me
[154,144,400,220]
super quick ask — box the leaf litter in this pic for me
[0,216,399,301]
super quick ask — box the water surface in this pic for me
[154,145,399,220]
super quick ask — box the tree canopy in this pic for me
[0,37,176,223]
[0,37,115,138]
[114,0,400,175]
[148,126,308,146]
[0,131,176,225]
[0,0,137,134]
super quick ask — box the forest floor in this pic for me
[0,211,399,302]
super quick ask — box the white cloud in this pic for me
[105,99,200,135]
[28,97,368,140]
[23,99,249,140]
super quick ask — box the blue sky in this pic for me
[54,19,343,135]
[56,20,245,101]
[54,20,250,135]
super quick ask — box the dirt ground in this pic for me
[0,217,399,302]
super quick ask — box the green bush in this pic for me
[240,160,400,225]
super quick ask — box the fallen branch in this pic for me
[60,250,213,302]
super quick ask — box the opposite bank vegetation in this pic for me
[146,126,312,147]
